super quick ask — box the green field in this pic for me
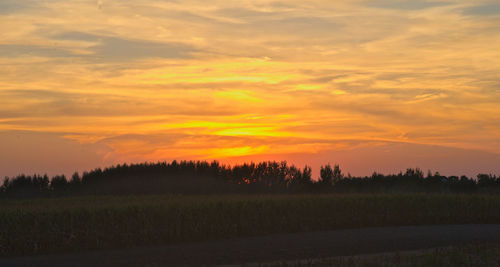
[1,194,500,257]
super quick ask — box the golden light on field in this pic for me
[1,0,499,177]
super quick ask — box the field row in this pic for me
[1,194,500,257]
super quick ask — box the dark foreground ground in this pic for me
[2,224,500,266]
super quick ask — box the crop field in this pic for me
[1,194,500,257]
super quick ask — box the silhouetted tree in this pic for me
[51,175,68,191]
[320,164,342,186]
[0,160,498,198]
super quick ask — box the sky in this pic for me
[1,0,499,178]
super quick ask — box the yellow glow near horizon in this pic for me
[206,146,270,158]
[215,127,289,137]
[214,90,263,102]
[136,59,295,85]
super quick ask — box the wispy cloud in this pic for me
[54,32,197,61]
[0,0,499,177]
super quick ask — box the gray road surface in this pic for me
[1,224,500,266]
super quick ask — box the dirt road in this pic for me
[2,224,500,266]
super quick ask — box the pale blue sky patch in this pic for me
[463,4,500,16]
[367,0,451,10]
[0,0,37,14]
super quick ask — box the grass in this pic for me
[1,194,500,257]
[252,242,500,266]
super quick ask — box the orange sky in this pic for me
[1,0,499,178]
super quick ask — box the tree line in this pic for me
[1,160,499,198]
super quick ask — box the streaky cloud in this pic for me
[54,31,197,61]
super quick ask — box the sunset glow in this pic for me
[1,0,499,177]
